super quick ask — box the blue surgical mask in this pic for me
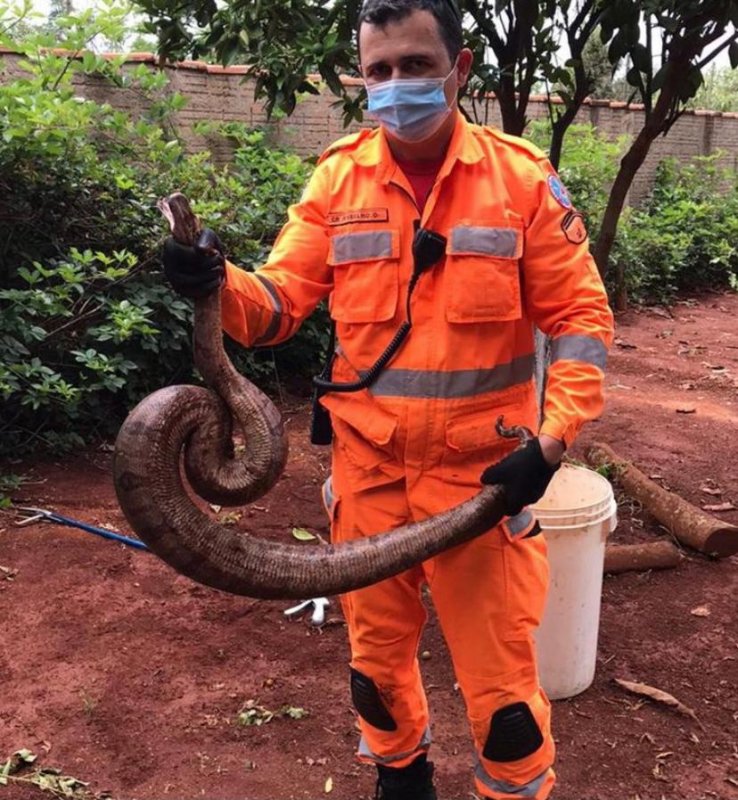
[365,64,457,142]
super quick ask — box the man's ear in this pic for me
[456,47,474,90]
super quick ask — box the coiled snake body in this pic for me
[113,194,520,600]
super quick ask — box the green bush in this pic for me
[0,7,325,456]
[612,156,738,302]
[525,121,738,303]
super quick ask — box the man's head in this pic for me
[357,1,473,152]
[357,0,463,68]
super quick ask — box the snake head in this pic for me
[495,416,534,449]
[158,192,202,246]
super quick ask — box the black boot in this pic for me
[374,754,437,800]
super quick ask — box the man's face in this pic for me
[359,8,470,110]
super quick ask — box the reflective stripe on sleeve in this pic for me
[550,334,607,371]
[474,762,551,798]
[252,274,284,345]
[362,354,535,399]
[450,226,520,258]
[357,725,432,764]
[332,231,393,263]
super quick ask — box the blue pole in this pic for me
[42,511,149,551]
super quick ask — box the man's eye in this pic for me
[369,67,392,82]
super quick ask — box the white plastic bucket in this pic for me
[531,463,617,700]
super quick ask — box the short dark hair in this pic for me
[357,0,463,64]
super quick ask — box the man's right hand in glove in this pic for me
[163,228,225,298]
[480,436,562,517]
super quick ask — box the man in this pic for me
[164,1,614,797]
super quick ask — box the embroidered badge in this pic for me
[327,208,389,226]
[561,211,588,244]
[547,175,573,210]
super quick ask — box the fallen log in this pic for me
[587,442,738,558]
[604,541,682,574]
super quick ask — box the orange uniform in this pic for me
[221,112,613,799]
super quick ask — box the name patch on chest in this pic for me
[327,208,389,226]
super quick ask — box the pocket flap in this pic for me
[445,413,500,453]
[321,391,398,446]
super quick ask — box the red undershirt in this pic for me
[395,155,446,213]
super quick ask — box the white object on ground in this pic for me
[283,597,331,626]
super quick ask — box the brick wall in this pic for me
[5,48,738,202]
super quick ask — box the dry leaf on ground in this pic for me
[614,679,704,729]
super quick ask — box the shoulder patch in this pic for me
[548,175,573,210]
[562,211,588,244]
[318,128,375,164]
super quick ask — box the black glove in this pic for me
[163,228,225,298]
[480,438,560,517]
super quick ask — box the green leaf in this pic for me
[292,527,316,541]
[13,749,36,764]
[280,705,308,719]
[631,44,650,74]
[626,66,641,88]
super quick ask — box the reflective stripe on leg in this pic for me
[358,725,432,765]
[474,764,555,799]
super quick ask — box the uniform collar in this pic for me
[352,112,485,182]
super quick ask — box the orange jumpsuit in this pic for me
[220,112,614,799]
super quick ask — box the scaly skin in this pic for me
[113,193,523,599]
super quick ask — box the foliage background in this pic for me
[0,9,328,456]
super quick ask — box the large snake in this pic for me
[113,193,525,600]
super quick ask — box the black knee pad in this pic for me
[350,668,397,732]
[482,702,544,762]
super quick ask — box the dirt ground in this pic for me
[1,292,738,800]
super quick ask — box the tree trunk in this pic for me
[496,80,526,135]
[586,442,738,558]
[604,541,682,574]
[549,119,566,172]
[548,82,586,171]
[592,67,685,277]
[591,126,656,277]
[614,258,628,311]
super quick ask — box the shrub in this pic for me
[0,6,324,456]
[525,121,738,303]
[612,155,738,303]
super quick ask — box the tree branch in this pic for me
[571,0,597,38]
[696,31,738,71]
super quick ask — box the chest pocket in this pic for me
[328,227,400,323]
[444,221,524,323]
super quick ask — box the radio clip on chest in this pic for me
[310,224,446,445]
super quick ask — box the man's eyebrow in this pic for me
[364,53,436,69]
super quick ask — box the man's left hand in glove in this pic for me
[480,435,564,517]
